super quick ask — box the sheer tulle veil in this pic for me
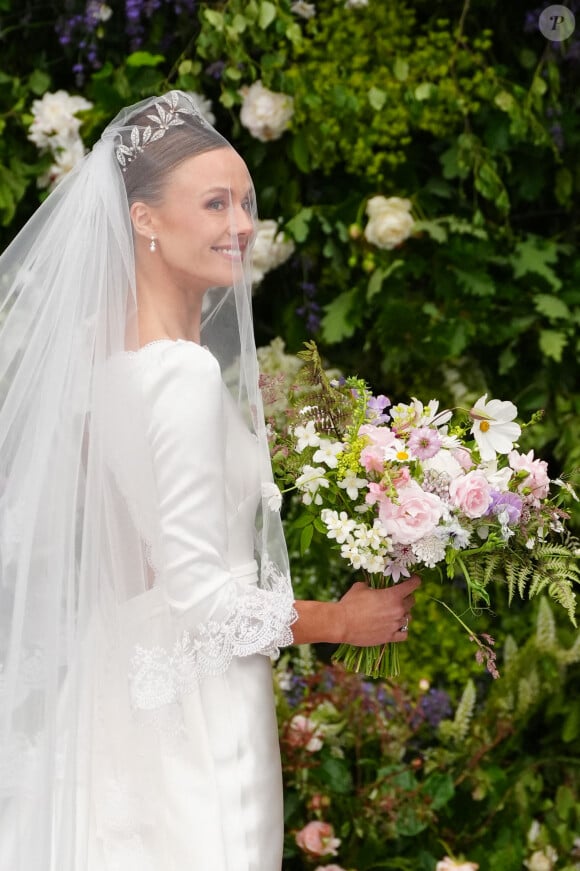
[0,91,293,867]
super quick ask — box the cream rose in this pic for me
[449,471,493,519]
[28,90,93,149]
[295,821,341,857]
[240,80,294,142]
[251,219,295,284]
[364,195,414,250]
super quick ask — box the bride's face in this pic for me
[141,146,254,291]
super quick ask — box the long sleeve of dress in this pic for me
[128,340,295,692]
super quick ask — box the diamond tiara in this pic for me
[115,91,206,170]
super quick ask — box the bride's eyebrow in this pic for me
[200,186,253,198]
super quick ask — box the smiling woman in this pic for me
[0,90,420,871]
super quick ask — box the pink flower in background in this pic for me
[449,471,493,519]
[296,821,341,857]
[378,480,444,544]
[287,715,324,752]
[509,450,550,500]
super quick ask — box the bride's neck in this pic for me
[135,264,205,346]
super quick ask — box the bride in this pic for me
[0,91,420,870]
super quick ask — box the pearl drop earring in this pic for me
[149,236,157,253]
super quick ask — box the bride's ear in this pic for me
[130,201,156,240]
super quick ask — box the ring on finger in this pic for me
[400,618,409,632]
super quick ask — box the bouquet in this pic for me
[267,342,579,679]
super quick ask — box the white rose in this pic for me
[345,0,368,8]
[37,137,86,191]
[29,91,93,147]
[251,219,295,284]
[240,80,294,142]
[187,91,216,127]
[364,195,414,250]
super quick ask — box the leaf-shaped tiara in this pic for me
[115,91,205,170]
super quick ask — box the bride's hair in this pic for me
[120,106,227,206]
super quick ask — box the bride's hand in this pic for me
[336,575,421,646]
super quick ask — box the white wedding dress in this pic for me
[72,340,294,870]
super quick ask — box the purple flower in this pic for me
[416,688,452,728]
[487,491,523,524]
[366,394,391,424]
[408,426,442,460]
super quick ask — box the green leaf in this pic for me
[414,82,434,101]
[126,51,165,67]
[232,13,248,33]
[319,757,353,794]
[300,523,314,554]
[367,260,404,300]
[321,290,358,343]
[512,236,561,291]
[453,267,495,297]
[393,56,409,81]
[204,8,224,30]
[290,132,310,173]
[423,772,455,810]
[539,329,567,362]
[28,69,51,96]
[285,207,313,243]
[534,293,570,320]
[413,219,448,244]
[259,1,277,29]
[368,86,387,111]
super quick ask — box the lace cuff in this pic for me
[127,582,297,717]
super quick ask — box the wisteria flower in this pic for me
[408,426,442,460]
[470,394,521,461]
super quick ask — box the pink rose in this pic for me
[449,470,492,519]
[508,450,550,500]
[295,821,341,857]
[378,480,444,544]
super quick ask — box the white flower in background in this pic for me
[469,394,521,462]
[28,90,92,149]
[261,482,282,511]
[95,3,113,21]
[251,219,295,284]
[37,138,86,191]
[240,80,294,142]
[187,91,216,126]
[293,420,321,453]
[524,847,558,871]
[291,1,316,17]
[345,0,368,7]
[29,90,92,191]
[312,438,344,469]
[436,858,479,871]
[364,195,415,250]
[295,465,329,505]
